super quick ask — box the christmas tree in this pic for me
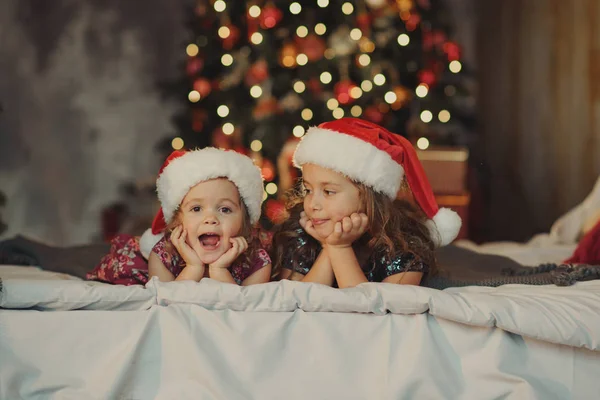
[160,0,475,223]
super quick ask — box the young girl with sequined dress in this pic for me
[271,118,461,288]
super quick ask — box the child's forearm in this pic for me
[301,249,335,286]
[242,264,272,286]
[209,267,237,284]
[327,246,368,288]
[175,264,205,282]
[148,252,175,282]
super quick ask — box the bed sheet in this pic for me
[1,266,599,351]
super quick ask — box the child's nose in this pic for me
[308,195,322,210]
[203,213,219,224]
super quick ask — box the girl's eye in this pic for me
[191,206,201,212]
[303,187,311,195]
[220,207,232,214]
[324,190,335,196]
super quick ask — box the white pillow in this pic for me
[149,277,432,315]
[0,266,156,311]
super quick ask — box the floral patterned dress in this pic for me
[86,234,271,286]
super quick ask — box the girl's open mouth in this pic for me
[199,233,220,250]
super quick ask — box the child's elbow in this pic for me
[242,264,272,285]
[383,271,423,285]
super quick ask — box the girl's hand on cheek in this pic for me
[171,225,204,268]
[209,237,248,270]
[325,213,369,248]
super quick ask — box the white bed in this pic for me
[1,265,599,400]
[2,178,600,399]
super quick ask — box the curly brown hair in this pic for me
[270,179,437,280]
[164,199,261,266]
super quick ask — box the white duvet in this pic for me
[1,266,599,351]
[1,266,600,399]
[5,179,600,398]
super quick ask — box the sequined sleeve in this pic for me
[369,252,429,282]
[281,236,312,276]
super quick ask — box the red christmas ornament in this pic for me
[443,41,461,61]
[364,105,384,124]
[406,13,421,31]
[265,199,287,224]
[186,57,203,76]
[297,34,326,62]
[261,159,276,182]
[260,5,282,29]
[221,24,241,50]
[334,80,357,105]
[356,13,372,32]
[193,78,212,97]
[418,69,436,87]
[245,59,269,86]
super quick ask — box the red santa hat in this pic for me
[293,117,461,247]
[139,147,264,258]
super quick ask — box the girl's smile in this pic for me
[198,232,220,250]
[179,179,244,264]
[302,163,364,238]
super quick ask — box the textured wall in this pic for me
[0,0,187,245]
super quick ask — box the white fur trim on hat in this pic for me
[293,127,404,198]
[139,228,163,259]
[426,207,462,247]
[157,148,264,224]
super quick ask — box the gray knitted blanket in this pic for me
[424,245,600,290]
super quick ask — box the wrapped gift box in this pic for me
[417,147,469,195]
[417,147,470,240]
